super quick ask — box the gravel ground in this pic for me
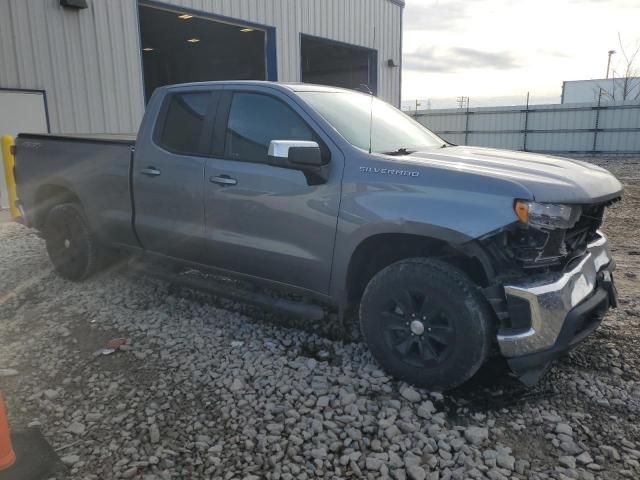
[0,156,639,480]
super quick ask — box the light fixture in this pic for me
[240,28,254,32]
[143,47,155,52]
[60,0,88,9]
[187,37,200,43]
[178,14,193,20]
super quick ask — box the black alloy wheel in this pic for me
[359,257,494,390]
[43,203,104,281]
[382,290,456,368]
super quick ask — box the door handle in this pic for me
[140,167,161,177]
[209,175,237,186]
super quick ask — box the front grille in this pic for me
[564,203,605,254]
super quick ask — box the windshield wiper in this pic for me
[383,147,416,156]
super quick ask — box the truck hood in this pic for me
[399,146,623,204]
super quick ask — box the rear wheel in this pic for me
[359,258,493,390]
[43,203,104,281]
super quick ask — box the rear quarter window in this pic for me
[158,92,211,156]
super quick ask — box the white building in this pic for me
[0,0,404,136]
[561,77,640,104]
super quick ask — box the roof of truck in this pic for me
[163,80,356,95]
[18,83,366,143]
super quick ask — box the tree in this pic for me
[601,34,640,102]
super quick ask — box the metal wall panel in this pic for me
[417,101,640,154]
[0,0,402,134]
[0,0,145,134]
[163,0,401,104]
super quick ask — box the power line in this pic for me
[456,96,470,109]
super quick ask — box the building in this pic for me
[561,77,640,104]
[0,0,403,208]
[0,0,403,136]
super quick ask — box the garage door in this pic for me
[301,35,378,95]
[138,3,273,102]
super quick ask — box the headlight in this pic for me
[514,200,581,229]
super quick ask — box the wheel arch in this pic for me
[33,183,81,229]
[338,232,493,313]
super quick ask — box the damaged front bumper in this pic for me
[497,231,617,385]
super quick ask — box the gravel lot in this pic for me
[0,157,639,480]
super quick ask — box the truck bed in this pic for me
[14,133,139,248]
[18,132,136,144]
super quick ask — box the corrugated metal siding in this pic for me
[0,0,144,134]
[417,101,640,154]
[159,0,401,103]
[0,0,402,134]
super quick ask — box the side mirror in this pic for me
[267,140,329,185]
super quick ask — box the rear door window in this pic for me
[158,92,213,155]
[224,92,314,163]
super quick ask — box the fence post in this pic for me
[522,92,530,152]
[463,103,470,145]
[592,89,602,153]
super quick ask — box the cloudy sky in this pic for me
[401,0,640,107]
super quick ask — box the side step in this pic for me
[130,263,326,322]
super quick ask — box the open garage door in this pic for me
[138,3,272,102]
[301,35,377,95]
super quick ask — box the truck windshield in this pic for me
[297,90,445,154]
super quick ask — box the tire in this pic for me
[43,202,103,281]
[359,258,493,391]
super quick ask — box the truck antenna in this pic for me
[357,84,374,154]
[367,26,376,154]
[368,88,374,154]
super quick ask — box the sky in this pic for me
[401,0,640,108]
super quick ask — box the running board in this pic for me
[130,263,326,322]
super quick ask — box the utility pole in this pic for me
[606,50,616,79]
[414,100,422,117]
[460,97,471,145]
[523,92,530,151]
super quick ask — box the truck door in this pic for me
[203,88,344,294]
[133,89,218,262]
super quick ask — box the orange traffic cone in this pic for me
[0,393,15,471]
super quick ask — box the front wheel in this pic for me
[359,258,493,391]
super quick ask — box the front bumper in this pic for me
[497,231,617,384]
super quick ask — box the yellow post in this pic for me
[1,135,20,220]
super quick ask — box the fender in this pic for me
[330,219,473,306]
[31,178,82,228]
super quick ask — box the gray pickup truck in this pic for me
[13,81,623,390]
